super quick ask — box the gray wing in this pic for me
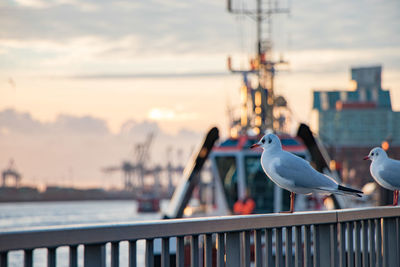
[379,159,400,188]
[273,151,338,190]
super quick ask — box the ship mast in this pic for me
[227,0,289,135]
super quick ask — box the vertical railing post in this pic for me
[313,224,331,267]
[24,249,33,267]
[0,252,7,267]
[84,243,105,267]
[275,228,283,267]
[217,233,225,267]
[382,217,398,267]
[225,232,240,267]
[129,240,137,267]
[145,239,154,267]
[347,222,354,267]
[330,224,338,267]
[242,231,250,267]
[199,235,204,267]
[191,235,199,267]
[295,226,303,267]
[376,219,382,267]
[254,230,262,267]
[361,220,368,267]
[161,238,170,267]
[48,247,56,267]
[111,242,119,267]
[69,245,78,267]
[286,226,293,267]
[176,237,185,267]
[397,218,400,265]
[368,220,376,267]
[339,223,346,267]
[354,221,361,267]
[204,234,212,267]
[304,225,312,267]
[265,229,273,267]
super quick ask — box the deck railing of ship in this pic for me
[0,206,399,267]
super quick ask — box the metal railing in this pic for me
[0,206,399,267]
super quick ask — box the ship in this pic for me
[162,0,352,221]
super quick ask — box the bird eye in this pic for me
[261,139,265,144]
[371,153,374,156]
[268,138,272,144]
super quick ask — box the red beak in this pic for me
[363,156,370,160]
[250,143,260,149]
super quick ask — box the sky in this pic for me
[0,0,399,188]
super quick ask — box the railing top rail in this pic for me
[337,205,400,222]
[0,206,399,251]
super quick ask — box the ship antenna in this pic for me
[226,0,290,135]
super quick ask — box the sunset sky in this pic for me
[1,0,399,188]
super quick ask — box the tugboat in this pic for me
[163,0,349,220]
[157,1,352,265]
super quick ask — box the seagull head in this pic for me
[250,133,282,151]
[364,147,387,161]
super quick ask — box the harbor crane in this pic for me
[101,132,157,191]
[1,159,22,187]
[133,132,154,189]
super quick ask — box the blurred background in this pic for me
[0,0,400,223]
[1,0,400,265]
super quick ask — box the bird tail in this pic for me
[338,185,363,197]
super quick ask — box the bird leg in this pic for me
[290,192,295,213]
[280,192,295,213]
[393,190,399,206]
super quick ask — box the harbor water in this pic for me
[0,200,163,267]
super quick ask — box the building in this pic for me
[311,66,400,188]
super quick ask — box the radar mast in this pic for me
[227,0,290,136]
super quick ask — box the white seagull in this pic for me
[364,147,400,205]
[251,133,363,212]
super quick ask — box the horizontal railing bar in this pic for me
[337,206,399,222]
[0,206,399,252]
[0,212,331,251]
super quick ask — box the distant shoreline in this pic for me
[0,198,137,205]
[0,186,167,203]
[0,197,137,203]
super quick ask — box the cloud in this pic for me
[13,0,98,11]
[0,108,109,135]
[287,47,400,73]
[119,119,160,137]
[0,108,44,134]
[1,0,399,77]
[147,107,198,121]
[0,1,237,51]
[0,35,231,75]
[288,0,400,50]
[13,0,49,9]
[0,108,202,188]
[52,114,109,135]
